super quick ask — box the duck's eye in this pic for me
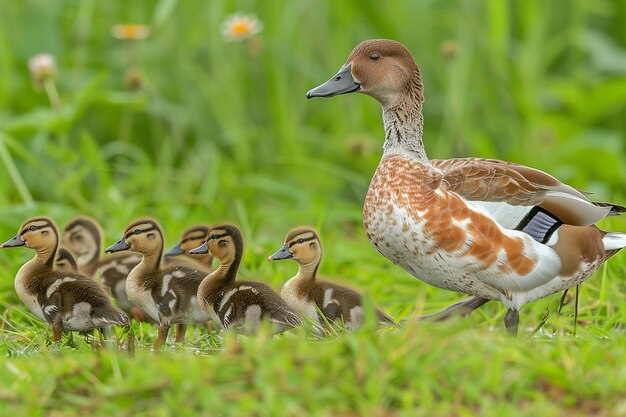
[134,229,141,235]
[369,52,380,61]
[297,238,304,244]
[29,225,37,231]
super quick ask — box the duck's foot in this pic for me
[504,309,519,336]
[419,297,490,322]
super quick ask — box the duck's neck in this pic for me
[211,254,240,287]
[294,259,319,284]
[25,244,57,275]
[381,83,430,165]
[130,250,161,283]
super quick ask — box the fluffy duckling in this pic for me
[105,218,212,349]
[190,224,300,335]
[61,217,143,313]
[307,39,626,334]
[55,248,79,273]
[269,227,396,331]
[0,217,129,341]
[164,225,214,272]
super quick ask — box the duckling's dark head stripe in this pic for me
[20,218,56,236]
[285,228,319,243]
[288,235,317,248]
[65,217,102,244]
[182,226,210,236]
[515,207,563,244]
[124,225,159,240]
[209,224,244,256]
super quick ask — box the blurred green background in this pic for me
[2,1,626,416]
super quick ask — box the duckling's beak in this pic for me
[268,244,293,261]
[306,64,360,98]
[105,238,130,254]
[189,241,208,255]
[164,243,184,257]
[0,235,26,248]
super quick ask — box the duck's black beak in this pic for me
[268,244,293,261]
[105,238,130,254]
[306,64,360,98]
[0,235,25,248]
[189,241,208,255]
[164,243,184,257]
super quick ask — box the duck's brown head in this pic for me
[307,39,422,108]
[1,217,59,259]
[61,216,102,268]
[190,224,242,266]
[165,225,211,256]
[268,227,321,266]
[105,218,164,256]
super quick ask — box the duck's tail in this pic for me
[95,305,130,328]
[603,232,626,255]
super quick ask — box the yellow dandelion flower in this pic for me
[221,13,262,42]
[111,24,150,40]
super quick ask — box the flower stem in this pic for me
[43,79,62,112]
[0,133,34,205]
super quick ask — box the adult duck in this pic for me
[307,39,626,334]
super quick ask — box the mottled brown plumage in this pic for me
[307,39,626,334]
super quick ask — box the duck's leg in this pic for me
[557,289,569,317]
[504,309,519,336]
[420,297,490,321]
[153,323,170,349]
[175,324,187,344]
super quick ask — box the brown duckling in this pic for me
[61,216,147,320]
[190,224,300,335]
[164,224,214,272]
[0,217,129,341]
[54,248,79,273]
[269,227,396,331]
[105,218,212,349]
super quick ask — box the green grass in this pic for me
[1,0,626,415]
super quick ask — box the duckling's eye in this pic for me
[218,239,227,247]
[297,238,304,244]
[369,52,380,61]
[134,229,141,235]
[28,225,37,231]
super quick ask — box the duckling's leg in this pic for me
[153,323,170,349]
[420,297,490,321]
[52,324,63,343]
[175,324,187,344]
[504,309,519,336]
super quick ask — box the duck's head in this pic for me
[306,39,422,108]
[165,225,211,257]
[268,227,321,265]
[105,218,164,255]
[55,247,79,272]
[189,224,242,265]
[1,217,59,252]
[61,216,102,267]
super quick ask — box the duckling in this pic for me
[269,227,396,332]
[190,224,300,335]
[54,248,79,273]
[105,218,212,349]
[164,225,214,272]
[61,216,145,319]
[307,39,626,334]
[0,217,129,341]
